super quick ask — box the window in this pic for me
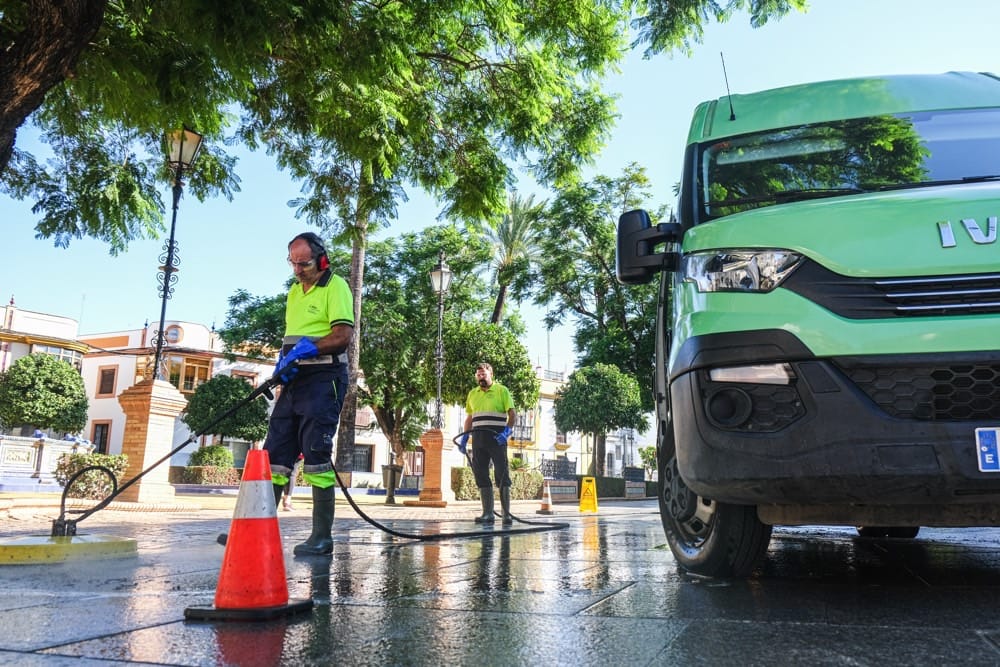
[95,366,118,398]
[352,445,374,472]
[513,409,535,442]
[166,356,211,393]
[404,449,425,476]
[231,371,256,387]
[91,421,111,454]
[32,344,83,369]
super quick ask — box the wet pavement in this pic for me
[3,493,1000,666]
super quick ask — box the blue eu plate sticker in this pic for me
[975,428,1000,472]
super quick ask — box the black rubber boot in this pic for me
[293,485,335,556]
[474,486,495,524]
[500,487,513,526]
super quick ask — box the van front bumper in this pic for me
[670,333,1000,507]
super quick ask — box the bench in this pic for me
[545,479,578,503]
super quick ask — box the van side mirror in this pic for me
[615,209,681,284]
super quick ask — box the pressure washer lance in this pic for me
[52,365,290,537]
[217,427,569,547]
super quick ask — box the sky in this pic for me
[2,0,999,374]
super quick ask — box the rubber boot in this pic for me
[474,487,495,524]
[293,485,335,556]
[500,487,513,526]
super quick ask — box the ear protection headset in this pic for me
[290,232,330,271]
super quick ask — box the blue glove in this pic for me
[274,338,319,383]
[495,426,512,446]
[457,433,469,455]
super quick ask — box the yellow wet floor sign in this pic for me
[579,476,598,512]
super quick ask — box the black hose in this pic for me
[331,462,569,541]
[53,371,284,536]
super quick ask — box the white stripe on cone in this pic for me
[233,479,277,520]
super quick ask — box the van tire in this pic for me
[658,427,772,578]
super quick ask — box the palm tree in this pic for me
[481,192,546,324]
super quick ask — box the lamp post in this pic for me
[428,250,453,429]
[151,127,203,380]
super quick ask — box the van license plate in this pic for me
[975,428,1000,472]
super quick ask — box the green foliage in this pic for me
[639,445,657,479]
[181,375,268,444]
[509,455,530,471]
[533,164,663,410]
[450,467,543,501]
[442,321,540,411]
[217,290,287,361]
[1,1,805,252]
[554,363,647,435]
[0,353,88,433]
[54,453,129,500]
[187,444,234,469]
[632,0,807,57]
[179,465,242,486]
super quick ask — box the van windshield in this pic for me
[699,108,1000,219]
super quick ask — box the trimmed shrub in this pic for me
[188,444,234,468]
[450,467,543,501]
[179,466,242,485]
[54,453,129,500]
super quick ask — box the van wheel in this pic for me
[857,526,920,539]
[658,427,772,578]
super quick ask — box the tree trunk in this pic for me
[0,0,109,175]
[334,181,369,477]
[490,282,508,324]
[596,432,606,476]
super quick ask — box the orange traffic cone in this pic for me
[536,480,555,515]
[185,449,313,621]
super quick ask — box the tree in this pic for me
[475,192,547,325]
[181,375,269,446]
[0,2,806,248]
[639,445,657,480]
[440,321,540,411]
[534,163,664,410]
[0,353,87,433]
[553,363,647,476]
[217,289,287,362]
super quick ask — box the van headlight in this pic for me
[682,250,804,292]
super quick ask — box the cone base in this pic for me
[184,598,313,622]
[536,509,554,515]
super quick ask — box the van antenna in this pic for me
[720,52,736,121]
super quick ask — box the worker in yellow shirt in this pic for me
[265,232,354,556]
[460,362,516,525]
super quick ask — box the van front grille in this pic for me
[783,261,1000,319]
[837,362,1000,421]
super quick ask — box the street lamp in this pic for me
[428,250,453,429]
[151,127,203,380]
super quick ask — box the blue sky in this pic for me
[2,0,999,373]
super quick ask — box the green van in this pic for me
[616,72,1000,577]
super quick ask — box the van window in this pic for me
[699,108,1000,219]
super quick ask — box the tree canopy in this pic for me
[181,374,269,444]
[533,163,664,410]
[1,0,805,251]
[553,362,646,475]
[0,353,88,433]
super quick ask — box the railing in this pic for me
[0,436,96,485]
[539,456,577,480]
